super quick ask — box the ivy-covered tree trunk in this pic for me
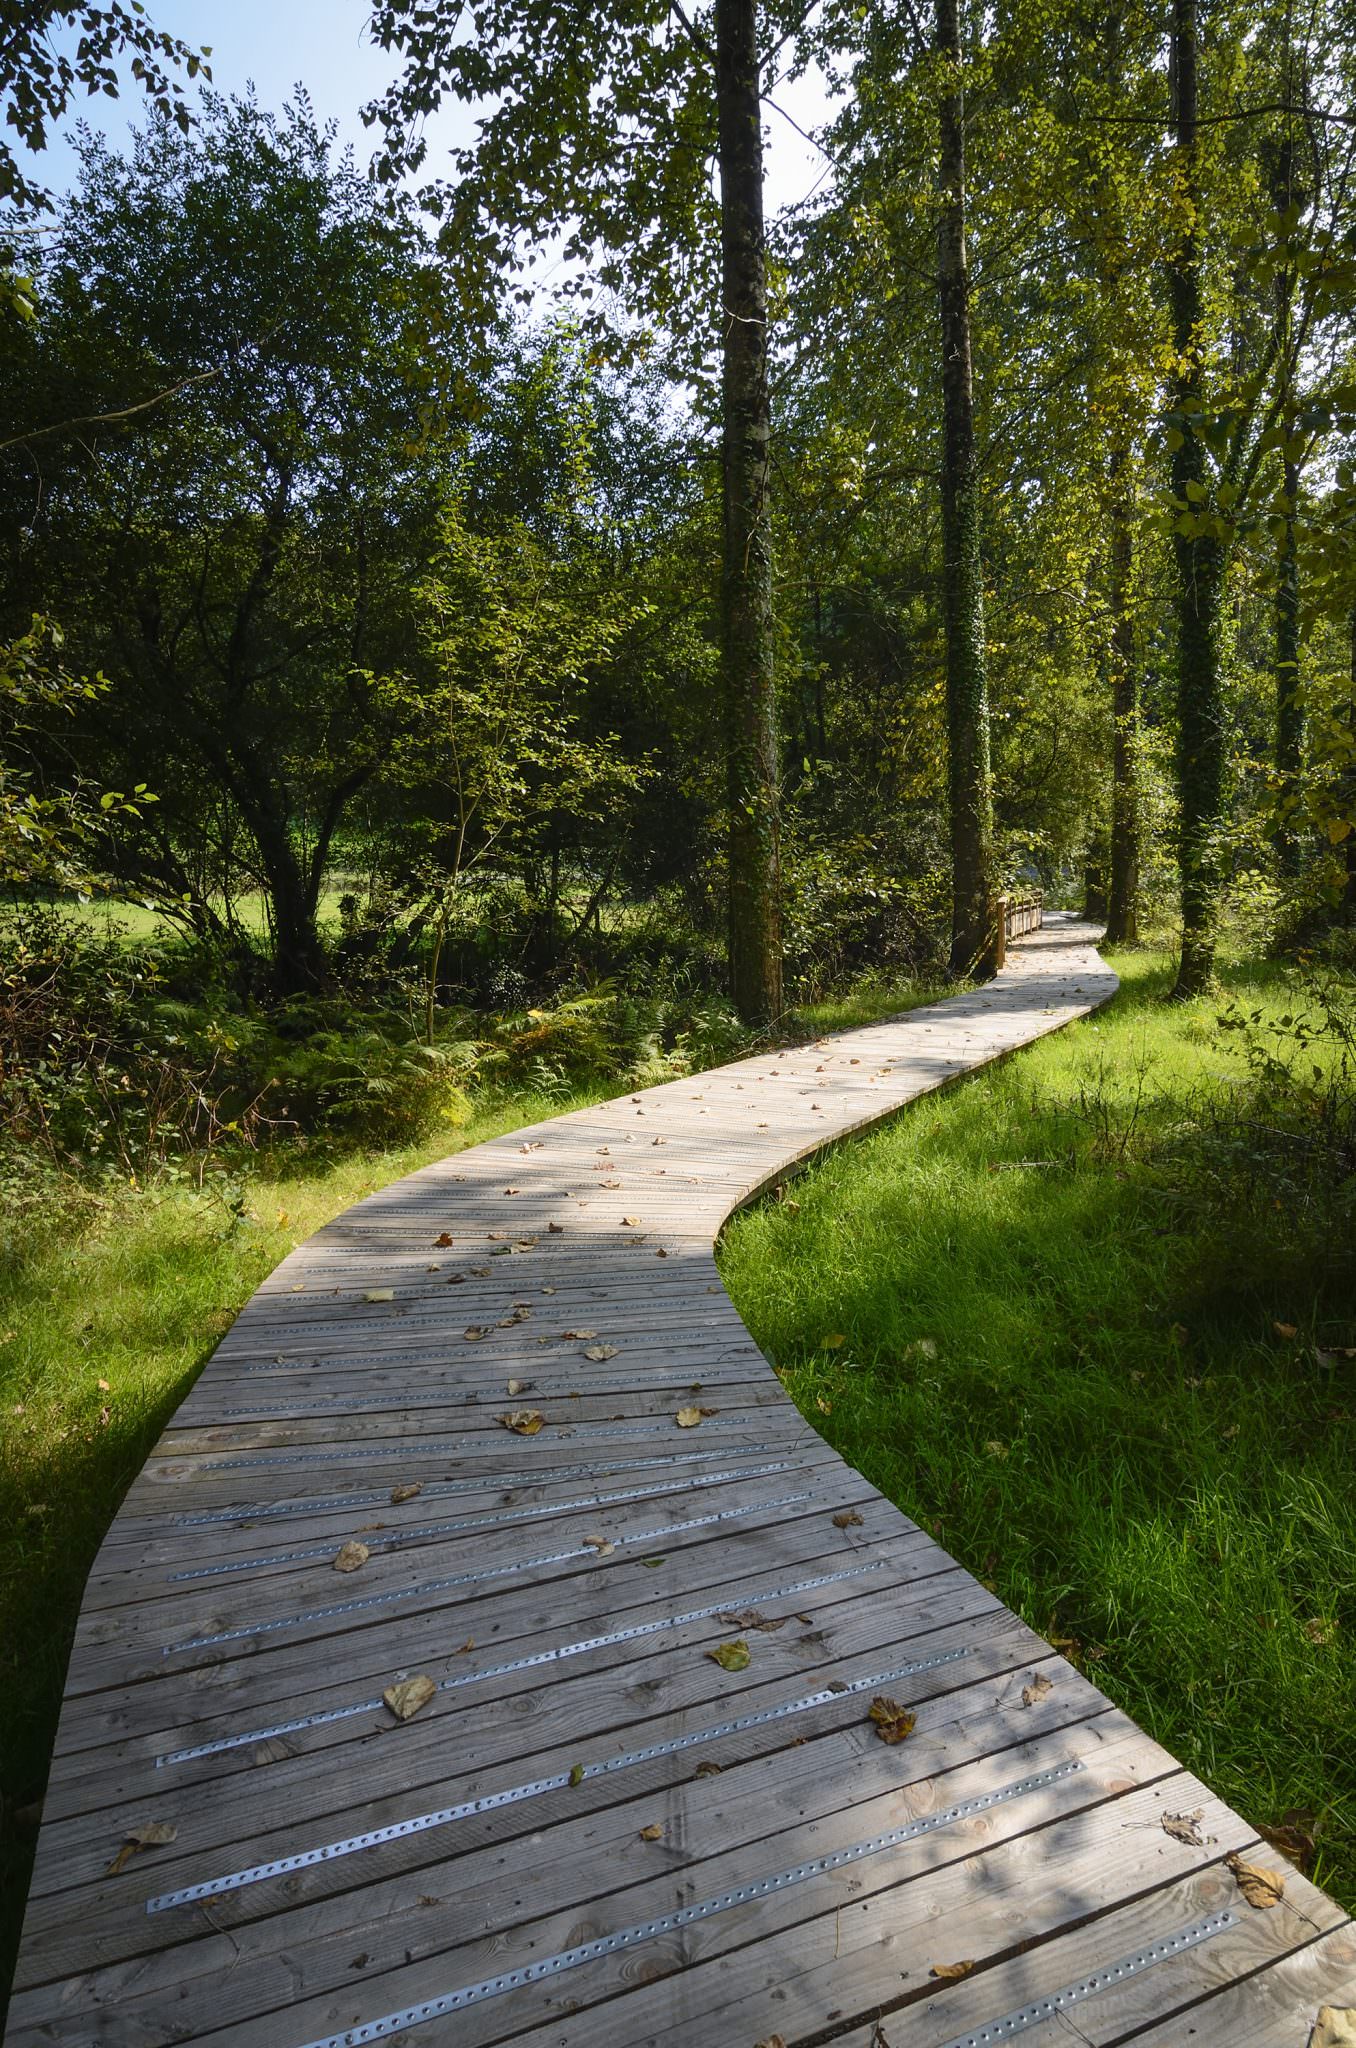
[1274,456,1304,876]
[936,0,996,976]
[716,0,782,1025]
[1105,441,1140,942]
[1168,0,1227,1000]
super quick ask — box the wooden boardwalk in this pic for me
[8,916,1354,2047]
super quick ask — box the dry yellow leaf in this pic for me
[1161,1810,1205,1846]
[390,1483,423,1505]
[561,1328,597,1340]
[105,1819,178,1875]
[333,1541,370,1573]
[620,1215,641,1226]
[506,1378,534,1396]
[583,1534,616,1557]
[931,1960,976,1981]
[364,1289,394,1303]
[639,1823,664,1842]
[463,1325,490,1341]
[585,1344,620,1361]
[833,1510,863,1528]
[675,1406,704,1427]
[383,1675,436,1722]
[1226,1852,1285,1908]
[1021,1672,1054,1707]
[868,1695,916,1744]
[1312,2010,1356,2047]
[498,1409,544,1435]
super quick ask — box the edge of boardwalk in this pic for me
[9,917,1355,2048]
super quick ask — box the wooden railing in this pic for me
[992,888,1043,970]
[1003,889,1044,942]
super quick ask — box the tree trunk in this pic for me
[1168,0,1226,1000]
[250,800,327,996]
[716,0,783,1026]
[935,0,996,976]
[1345,604,1356,925]
[1104,442,1140,943]
[1274,456,1304,876]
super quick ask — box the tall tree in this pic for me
[935,0,996,971]
[1167,0,1228,997]
[367,0,786,1021]
[717,0,782,1019]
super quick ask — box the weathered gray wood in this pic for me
[8,921,1349,2048]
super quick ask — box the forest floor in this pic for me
[1,941,1352,2001]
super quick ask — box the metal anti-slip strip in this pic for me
[165,1462,796,1580]
[155,1563,882,1766]
[203,1416,761,1471]
[162,1495,812,1655]
[932,1910,1237,2048]
[171,1447,770,1526]
[147,1645,972,1911]
[286,1762,1085,2048]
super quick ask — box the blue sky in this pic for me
[22,0,835,220]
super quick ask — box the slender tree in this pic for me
[1167,0,1228,998]
[717,0,782,1019]
[366,1,786,1021]
[935,0,997,973]
[1105,440,1141,940]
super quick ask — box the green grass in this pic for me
[720,945,1356,1909]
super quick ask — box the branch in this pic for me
[668,1,714,67]
[0,364,226,456]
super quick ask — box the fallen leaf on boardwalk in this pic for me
[707,1639,751,1672]
[1161,1810,1205,1846]
[695,1760,721,1776]
[1258,1811,1318,1872]
[520,1141,542,1153]
[620,1216,641,1227]
[675,1406,704,1427]
[1312,2008,1356,2046]
[754,2036,787,2048]
[639,1823,664,1841]
[390,1483,423,1505]
[585,1344,620,1362]
[640,1556,666,1567]
[833,1511,863,1528]
[583,1534,615,1556]
[569,1763,585,1786]
[1021,1672,1054,1706]
[868,1696,916,1744]
[434,1233,454,1247]
[548,1221,565,1233]
[333,1541,370,1573]
[383,1675,436,1722]
[562,1329,597,1340]
[822,1333,846,1349]
[1226,1853,1285,1908]
[364,1289,394,1303]
[827,1680,850,1694]
[458,1638,474,1653]
[502,1186,520,1195]
[106,1820,178,1875]
[718,1609,787,1633]
[463,1326,490,1342]
[506,1378,534,1397]
[498,1409,544,1435]
[930,1960,975,1981]
[470,1265,491,1277]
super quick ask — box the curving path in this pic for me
[8,917,1354,2047]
